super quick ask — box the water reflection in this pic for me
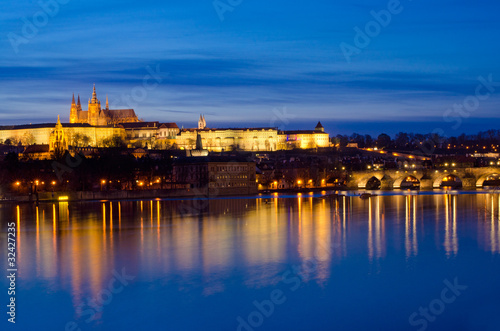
[404,195,418,258]
[443,195,458,256]
[479,194,500,253]
[368,196,386,262]
[3,193,500,324]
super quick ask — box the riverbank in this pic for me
[2,186,500,203]
[0,188,213,203]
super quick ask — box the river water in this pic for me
[1,192,500,330]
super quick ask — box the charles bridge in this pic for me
[347,167,500,189]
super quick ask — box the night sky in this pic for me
[1,0,499,135]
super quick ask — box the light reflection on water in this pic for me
[2,193,500,330]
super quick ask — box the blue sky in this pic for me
[1,0,499,135]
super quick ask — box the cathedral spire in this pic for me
[71,93,75,106]
[91,84,97,103]
[77,94,81,107]
[106,94,109,109]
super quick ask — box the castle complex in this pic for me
[0,85,330,158]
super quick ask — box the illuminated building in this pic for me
[177,117,330,152]
[70,85,139,125]
[173,156,257,195]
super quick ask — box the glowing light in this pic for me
[58,196,68,201]
[51,181,56,185]
[101,179,106,184]
[15,181,20,186]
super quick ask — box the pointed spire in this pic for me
[57,115,61,124]
[91,84,97,103]
[77,94,81,107]
[106,94,109,109]
[71,93,75,105]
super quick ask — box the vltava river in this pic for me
[1,192,500,330]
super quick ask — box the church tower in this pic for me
[198,114,206,129]
[77,94,82,111]
[69,94,78,123]
[49,115,68,155]
[88,84,102,126]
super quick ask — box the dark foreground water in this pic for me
[1,192,500,331]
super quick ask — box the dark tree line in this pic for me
[333,129,500,151]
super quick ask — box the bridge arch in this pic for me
[358,174,384,189]
[476,173,500,188]
[433,174,463,188]
[393,175,420,189]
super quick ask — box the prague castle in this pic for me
[0,85,330,158]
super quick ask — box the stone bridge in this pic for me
[347,167,500,190]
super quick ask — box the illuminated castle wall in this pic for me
[0,122,124,147]
[176,119,330,152]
